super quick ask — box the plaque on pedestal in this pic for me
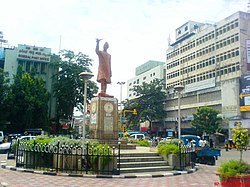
[90,97,118,141]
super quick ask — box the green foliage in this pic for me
[123,79,166,130]
[88,143,112,170]
[157,143,180,156]
[130,139,150,147]
[14,136,113,173]
[232,123,249,161]
[48,136,82,146]
[51,51,98,122]
[191,106,220,134]
[217,160,250,181]
[0,68,10,129]
[7,67,49,133]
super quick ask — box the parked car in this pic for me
[0,131,4,143]
[18,136,36,141]
[0,142,11,154]
[130,133,145,140]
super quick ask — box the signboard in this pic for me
[0,39,7,43]
[240,74,250,111]
[17,44,51,62]
[246,39,250,64]
[185,78,215,93]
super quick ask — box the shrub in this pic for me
[136,139,150,147]
[217,160,250,181]
[48,136,82,146]
[157,143,180,157]
[232,123,249,161]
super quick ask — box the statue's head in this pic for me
[103,42,109,50]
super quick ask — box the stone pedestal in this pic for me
[89,97,118,141]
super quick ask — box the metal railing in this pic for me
[16,140,120,175]
[177,143,196,171]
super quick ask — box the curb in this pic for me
[0,162,198,179]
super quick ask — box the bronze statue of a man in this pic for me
[95,39,112,96]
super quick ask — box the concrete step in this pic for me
[120,152,159,157]
[120,166,173,173]
[120,156,164,162]
[119,150,172,174]
[120,161,168,168]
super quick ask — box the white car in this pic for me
[0,142,11,153]
[130,134,145,140]
[18,136,36,141]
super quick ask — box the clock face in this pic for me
[91,103,96,113]
[104,102,114,113]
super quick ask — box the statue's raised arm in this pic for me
[95,38,102,54]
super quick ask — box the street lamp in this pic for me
[117,82,125,111]
[174,85,184,140]
[79,72,94,145]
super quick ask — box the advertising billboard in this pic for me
[240,74,250,111]
[247,39,250,64]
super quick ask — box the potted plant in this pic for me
[217,160,250,186]
[217,123,250,186]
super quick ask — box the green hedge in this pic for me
[157,143,180,157]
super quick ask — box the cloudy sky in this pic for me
[0,0,249,101]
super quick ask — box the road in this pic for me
[0,149,249,187]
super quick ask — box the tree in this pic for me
[7,66,49,132]
[191,106,220,135]
[0,68,10,130]
[232,123,249,162]
[123,79,166,131]
[51,50,98,122]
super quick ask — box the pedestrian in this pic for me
[225,139,229,151]
[209,139,213,148]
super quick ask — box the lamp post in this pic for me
[79,72,94,145]
[174,85,184,140]
[117,82,125,111]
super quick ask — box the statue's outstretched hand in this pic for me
[96,38,102,43]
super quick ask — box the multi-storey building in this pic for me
[164,11,250,137]
[127,60,165,100]
[2,44,56,118]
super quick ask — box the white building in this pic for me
[2,44,56,118]
[127,60,165,100]
[164,11,250,137]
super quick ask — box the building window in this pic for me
[26,62,30,72]
[41,63,46,74]
[236,50,239,56]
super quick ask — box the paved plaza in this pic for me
[0,148,249,187]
